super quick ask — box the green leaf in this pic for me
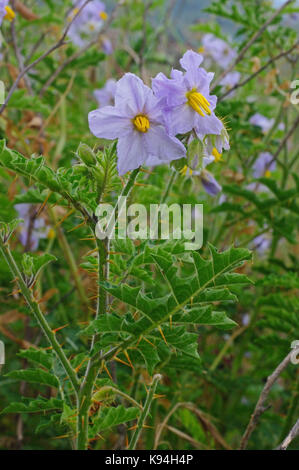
[1,397,63,414]
[92,406,139,434]
[95,245,251,369]
[17,348,53,370]
[173,306,238,330]
[6,369,59,388]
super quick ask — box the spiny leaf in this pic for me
[17,348,53,370]
[91,406,139,434]
[1,397,63,414]
[6,369,59,388]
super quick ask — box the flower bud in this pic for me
[77,143,96,167]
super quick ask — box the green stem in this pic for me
[0,238,80,395]
[49,208,89,308]
[76,238,107,450]
[160,170,177,204]
[128,374,162,450]
[76,168,141,450]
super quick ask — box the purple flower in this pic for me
[253,152,276,178]
[102,37,113,55]
[68,1,107,47]
[88,73,186,176]
[252,232,271,254]
[219,71,240,98]
[200,170,222,196]
[249,113,274,133]
[0,0,14,24]
[94,78,117,108]
[15,204,49,251]
[201,34,237,69]
[152,50,223,140]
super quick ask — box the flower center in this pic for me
[4,6,15,21]
[100,11,108,20]
[186,89,211,117]
[212,148,222,162]
[264,170,271,178]
[133,115,150,133]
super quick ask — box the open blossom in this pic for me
[152,50,223,140]
[201,34,237,69]
[15,204,49,251]
[94,78,117,108]
[0,0,15,25]
[88,73,186,176]
[253,152,276,178]
[68,0,107,47]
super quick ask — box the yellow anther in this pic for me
[4,6,15,21]
[47,228,56,240]
[133,115,150,133]
[180,165,193,177]
[212,147,222,162]
[100,11,108,20]
[264,170,271,178]
[198,46,205,53]
[186,89,211,117]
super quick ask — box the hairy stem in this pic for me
[128,374,162,450]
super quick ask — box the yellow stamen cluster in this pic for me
[264,170,271,178]
[212,147,222,162]
[180,165,193,177]
[100,11,108,20]
[186,89,211,117]
[4,6,15,21]
[133,115,150,133]
[198,46,205,54]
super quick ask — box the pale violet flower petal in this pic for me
[201,170,222,196]
[115,73,153,116]
[88,106,132,140]
[117,132,147,176]
[180,50,204,74]
[94,78,117,108]
[194,112,223,140]
[253,152,276,178]
[144,125,186,163]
